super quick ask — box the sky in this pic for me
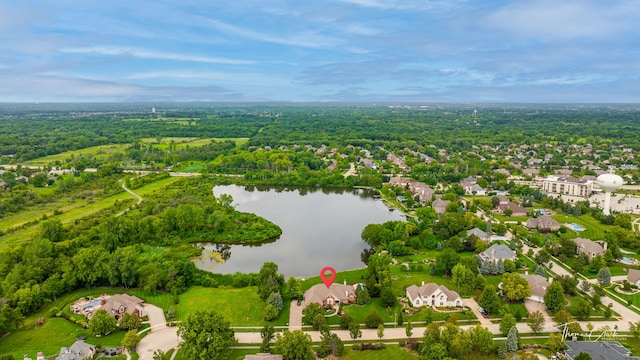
[0,0,639,103]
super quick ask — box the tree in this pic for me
[501,272,531,302]
[377,324,385,340]
[421,342,448,360]
[554,309,573,325]
[380,286,395,307]
[260,325,276,353]
[500,313,516,336]
[317,330,344,358]
[528,310,545,334]
[355,286,370,305]
[397,310,404,326]
[451,263,473,294]
[89,309,117,336]
[287,277,302,299]
[406,321,413,338]
[544,281,566,312]
[503,259,516,273]
[349,321,362,340]
[574,353,593,360]
[258,262,283,300]
[365,309,383,328]
[436,248,460,276]
[470,325,494,354]
[263,304,279,321]
[574,298,591,320]
[506,326,518,352]
[597,267,611,285]
[267,291,284,311]
[121,329,141,351]
[177,310,236,360]
[339,311,353,329]
[478,284,500,314]
[274,330,314,360]
[119,312,141,331]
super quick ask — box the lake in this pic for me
[192,185,405,277]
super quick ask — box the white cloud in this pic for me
[486,0,640,40]
[126,70,290,86]
[60,46,255,65]
[207,19,339,49]
[336,0,459,11]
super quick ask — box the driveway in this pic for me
[463,298,492,325]
[137,327,179,360]
[288,300,304,330]
[144,304,167,331]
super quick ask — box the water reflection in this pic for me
[193,185,404,277]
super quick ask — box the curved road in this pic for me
[116,179,143,216]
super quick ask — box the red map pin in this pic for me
[320,266,337,288]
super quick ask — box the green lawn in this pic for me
[23,144,130,166]
[0,317,127,359]
[176,286,290,326]
[341,345,419,359]
[551,214,609,239]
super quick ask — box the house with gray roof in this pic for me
[432,198,450,215]
[479,244,516,262]
[304,282,357,308]
[521,273,550,303]
[525,215,561,232]
[564,341,640,360]
[57,340,95,360]
[466,227,489,242]
[405,282,462,308]
[574,238,605,261]
[628,268,640,286]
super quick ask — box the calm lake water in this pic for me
[192,185,404,277]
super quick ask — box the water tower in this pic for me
[596,172,623,215]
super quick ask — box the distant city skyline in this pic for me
[1,1,638,103]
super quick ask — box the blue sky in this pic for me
[1,0,638,102]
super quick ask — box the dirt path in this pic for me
[116,179,143,216]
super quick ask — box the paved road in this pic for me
[137,327,179,360]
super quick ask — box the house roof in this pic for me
[628,269,640,284]
[525,215,560,230]
[521,274,550,299]
[480,244,516,260]
[565,341,640,360]
[59,340,95,360]
[304,283,356,305]
[406,283,461,303]
[574,238,605,256]
[498,202,527,214]
[467,227,489,240]
[101,294,144,316]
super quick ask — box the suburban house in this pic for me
[432,198,450,215]
[564,341,640,360]
[574,238,605,261]
[465,184,487,196]
[521,273,550,303]
[58,340,96,360]
[466,227,490,242]
[101,294,145,320]
[304,282,357,307]
[387,176,434,205]
[495,202,527,216]
[405,282,462,308]
[479,244,516,262]
[628,269,640,286]
[525,215,561,232]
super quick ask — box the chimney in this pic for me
[344,279,346,285]
[101,299,106,306]
[603,241,608,251]
[525,271,528,275]
[421,281,425,286]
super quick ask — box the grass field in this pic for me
[551,214,609,239]
[0,176,181,249]
[341,345,419,359]
[139,137,249,148]
[23,144,129,166]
